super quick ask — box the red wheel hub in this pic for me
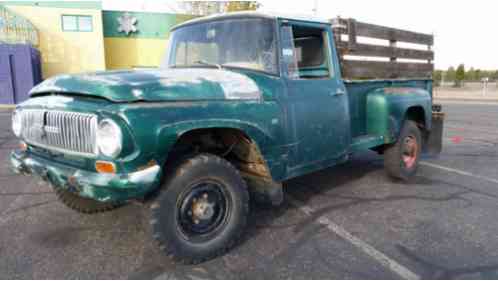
[402,136,418,169]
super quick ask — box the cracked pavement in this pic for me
[1,103,498,279]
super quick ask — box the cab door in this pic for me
[279,21,350,168]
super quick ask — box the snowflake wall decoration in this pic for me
[117,13,138,35]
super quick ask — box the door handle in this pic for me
[331,89,346,97]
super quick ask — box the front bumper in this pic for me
[10,150,162,203]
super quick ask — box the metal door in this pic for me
[0,52,15,104]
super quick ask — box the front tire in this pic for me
[384,120,422,181]
[150,154,249,264]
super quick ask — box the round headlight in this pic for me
[96,119,122,158]
[11,110,22,137]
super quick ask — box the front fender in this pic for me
[154,118,289,181]
[366,87,432,143]
[118,100,287,180]
[155,118,275,158]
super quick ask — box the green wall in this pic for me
[102,10,196,39]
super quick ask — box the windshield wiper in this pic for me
[194,60,223,70]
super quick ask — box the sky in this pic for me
[103,0,497,70]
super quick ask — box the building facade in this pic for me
[102,10,195,70]
[0,1,196,79]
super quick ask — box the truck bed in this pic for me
[330,18,435,141]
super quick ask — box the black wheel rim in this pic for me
[177,180,230,241]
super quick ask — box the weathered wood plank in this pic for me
[341,60,434,79]
[333,18,434,45]
[336,42,434,61]
[331,17,434,79]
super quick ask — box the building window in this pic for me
[61,15,93,32]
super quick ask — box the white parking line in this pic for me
[287,196,421,280]
[420,161,498,185]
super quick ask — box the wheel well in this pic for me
[164,128,272,178]
[405,106,426,129]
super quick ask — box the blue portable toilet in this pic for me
[0,44,42,104]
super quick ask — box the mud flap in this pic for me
[241,172,283,206]
[425,112,445,155]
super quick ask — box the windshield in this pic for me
[164,18,278,74]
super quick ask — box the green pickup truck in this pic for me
[10,12,444,263]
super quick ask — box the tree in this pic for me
[181,1,260,15]
[455,64,465,87]
[180,1,225,15]
[446,66,456,84]
[433,70,443,87]
[466,67,475,81]
[226,1,260,12]
[493,70,498,81]
[475,69,482,81]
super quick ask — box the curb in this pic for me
[0,105,15,110]
[434,98,498,103]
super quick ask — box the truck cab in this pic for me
[10,12,443,264]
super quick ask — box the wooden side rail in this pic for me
[331,18,434,79]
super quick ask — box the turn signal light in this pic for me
[95,161,116,174]
[19,141,27,151]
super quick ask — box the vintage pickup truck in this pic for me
[10,12,444,263]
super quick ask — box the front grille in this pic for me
[21,109,98,156]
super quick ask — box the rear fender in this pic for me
[366,87,432,143]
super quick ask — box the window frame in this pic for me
[61,15,93,32]
[165,17,281,77]
[281,21,335,80]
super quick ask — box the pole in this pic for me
[313,0,318,16]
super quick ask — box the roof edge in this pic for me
[171,11,330,31]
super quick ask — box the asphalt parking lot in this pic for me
[1,101,498,279]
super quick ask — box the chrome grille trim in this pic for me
[20,109,98,157]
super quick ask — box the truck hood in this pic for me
[29,68,262,102]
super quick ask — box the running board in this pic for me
[351,135,385,152]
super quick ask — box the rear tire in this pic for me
[55,188,122,214]
[150,153,249,264]
[384,120,422,181]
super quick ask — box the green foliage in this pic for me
[226,1,260,12]
[465,67,475,81]
[433,70,442,86]
[445,66,456,83]
[493,71,498,80]
[437,66,498,86]
[181,1,260,15]
[463,68,495,82]
[455,64,465,87]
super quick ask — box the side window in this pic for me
[61,15,93,32]
[294,36,325,68]
[284,24,332,80]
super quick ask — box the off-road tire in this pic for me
[150,153,249,264]
[384,120,422,181]
[55,188,122,214]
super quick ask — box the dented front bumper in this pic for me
[10,150,162,203]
